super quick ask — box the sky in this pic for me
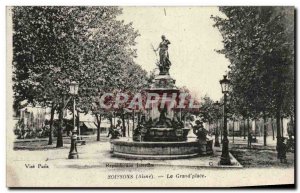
[119,7,230,101]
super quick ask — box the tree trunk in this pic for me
[132,110,135,131]
[260,120,262,137]
[96,113,101,141]
[109,116,113,129]
[127,114,130,137]
[239,121,242,137]
[121,113,126,137]
[232,120,234,143]
[77,110,80,138]
[247,118,250,148]
[276,110,281,151]
[56,107,64,147]
[113,112,116,127]
[48,105,55,145]
[138,112,141,125]
[254,119,257,140]
[263,114,267,146]
[281,116,284,137]
[243,119,246,139]
[271,118,275,140]
[290,115,294,135]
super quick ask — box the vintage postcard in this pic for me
[6,6,295,187]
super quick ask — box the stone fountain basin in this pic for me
[110,138,209,160]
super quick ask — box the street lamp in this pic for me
[68,81,79,159]
[213,101,221,147]
[219,75,231,165]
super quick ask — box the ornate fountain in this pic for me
[110,36,213,159]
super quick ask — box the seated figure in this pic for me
[172,114,184,129]
[191,120,208,141]
[152,107,172,128]
[133,115,147,141]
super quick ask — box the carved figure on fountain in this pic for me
[192,120,208,141]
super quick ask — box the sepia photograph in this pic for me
[6,5,295,188]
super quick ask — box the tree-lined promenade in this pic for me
[211,7,294,154]
[13,7,149,147]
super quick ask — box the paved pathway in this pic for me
[12,138,241,169]
[8,137,294,187]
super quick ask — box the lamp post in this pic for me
[68,81,79,159]
[220,118,223,141]
[213,101,221,147]
[219,75,231,165]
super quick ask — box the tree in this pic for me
[13,7,78,146]
[12,7,141,145]
[199,95,214,130]
[212,7,294,149]
[66,7,143,141]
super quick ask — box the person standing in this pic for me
[115,120,123,137]
[277,137,287,163]
[248,132,252,149]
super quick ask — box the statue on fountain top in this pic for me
[154,35,172,75]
